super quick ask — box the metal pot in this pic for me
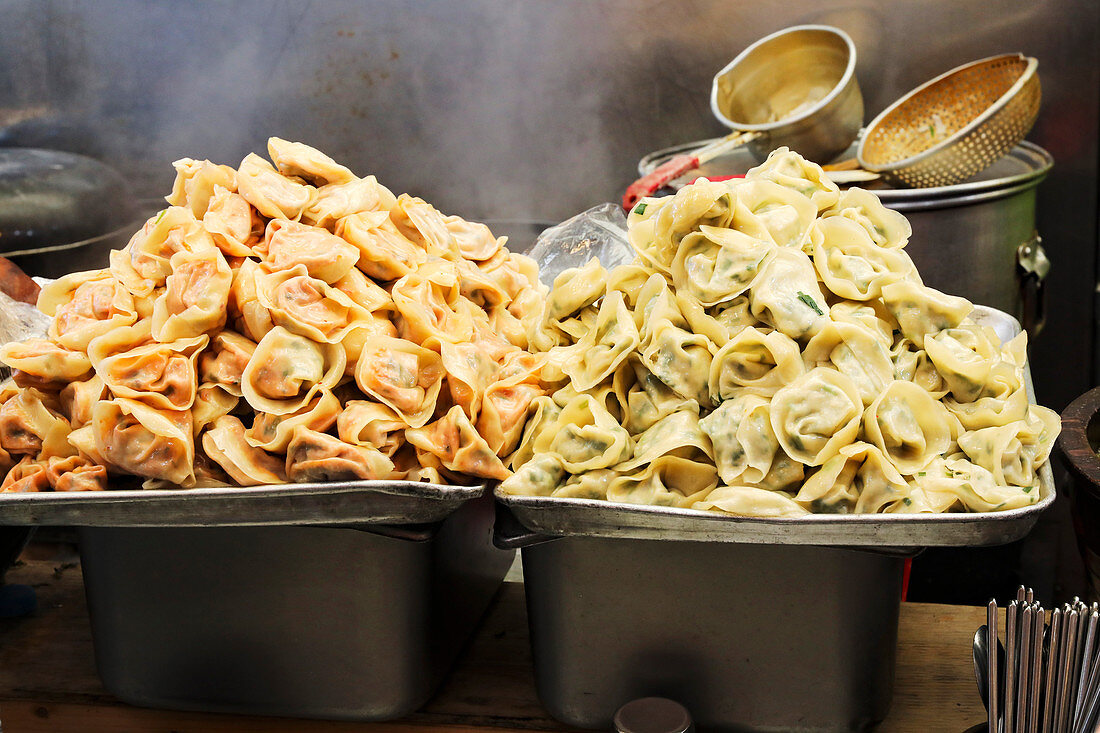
[886,144,1052,335]
[637,139,1052,334]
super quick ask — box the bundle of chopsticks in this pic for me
[985,587,1100,733]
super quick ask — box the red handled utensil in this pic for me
[623,141,882,210]
[621,131,759,210]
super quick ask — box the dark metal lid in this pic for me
[613,697,694,733]
[0,147,136,254]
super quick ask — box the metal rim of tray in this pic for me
[494,463,1053,548]
[1,218,141,258]
[0,480,486,528]
[636,138,1052,202]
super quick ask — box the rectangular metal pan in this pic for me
[0,480,484,527]
[79,494,514,720]
[515,533,903,731]
[496,306,1055,547]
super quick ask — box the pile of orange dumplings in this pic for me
[0,139,549,491]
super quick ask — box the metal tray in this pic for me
[0,480,485,527]
[496,306,1055,547]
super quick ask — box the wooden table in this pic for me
[0,557,987,733]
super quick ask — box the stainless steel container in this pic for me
[496,306,1048,731]
[78,493,512,720]
[495,466,1051,730]
[637,140,1053,333]
[496,510,904,732]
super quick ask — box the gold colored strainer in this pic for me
[857,53,1040,188]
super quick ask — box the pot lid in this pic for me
[0,147,136,254]
[637,138,1052,202]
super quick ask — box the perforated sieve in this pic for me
[857,53,1040,188]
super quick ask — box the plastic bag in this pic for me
[527,203,635,286]
[0,281,50,381]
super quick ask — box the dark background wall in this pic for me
[0,0,1093,408]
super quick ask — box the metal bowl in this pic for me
[709,24,864,163]
[858,54,1041,188]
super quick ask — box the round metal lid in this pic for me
[637,138,1052,203]
[0,147,136,254]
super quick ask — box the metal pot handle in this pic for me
[1016,231,1049,335]
[493,503,560,550]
